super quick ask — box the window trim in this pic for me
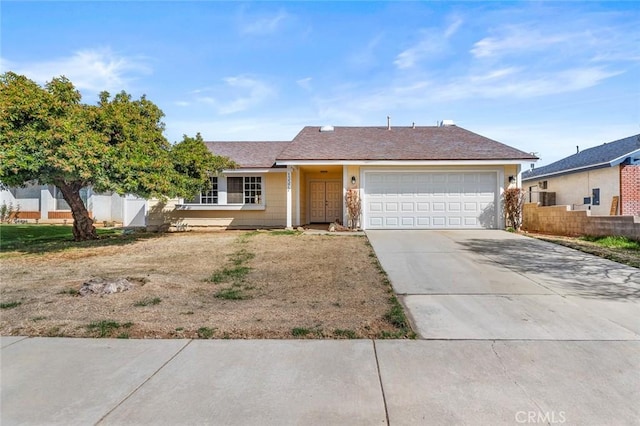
[180,174,265,209]
[199,176,219,204]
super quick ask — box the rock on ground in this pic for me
[79,277,134,296]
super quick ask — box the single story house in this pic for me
[521,134,640,216]
[150,122,537,230]
[0,183,146,226]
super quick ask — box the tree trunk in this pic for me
[56,182,98,241]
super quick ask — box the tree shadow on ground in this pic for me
[0,229,166,255]
[456,238,640,300]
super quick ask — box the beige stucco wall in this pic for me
[524,167,619,216]
[148,164,523,229]
[147,172,289,229]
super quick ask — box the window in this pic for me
[244,176,262,204]
[200,177,218,204]
[227,177,243,204]
[592,188,600,206]
[228,176,262,204]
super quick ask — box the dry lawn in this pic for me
[0,231,410,339]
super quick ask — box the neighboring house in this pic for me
[0,183,146,226]
[150,122,537,230]
[522,134,640,216]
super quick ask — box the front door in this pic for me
[310,181,342,223]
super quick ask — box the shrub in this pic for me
[345,189,361,230]
[502,188,526,230]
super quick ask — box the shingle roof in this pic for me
[522,134,640,181]
[205,141,290,168]
[277,126,537,161]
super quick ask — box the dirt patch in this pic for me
[0,231,411,339]
[526,233,640,269]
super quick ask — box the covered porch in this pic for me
[285,164,358,229]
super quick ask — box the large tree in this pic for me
[0,72,233,240]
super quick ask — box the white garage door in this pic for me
[364,171,498,229]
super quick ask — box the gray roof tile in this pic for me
[522,134,640,180]
[278,126,537,161]
[205,141,290,168]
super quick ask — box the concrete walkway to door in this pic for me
[367,230,640,423]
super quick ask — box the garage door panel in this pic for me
[448,217,462,226]
[385,202,398,212]
[465,217,478,226]
[417,217,431,226]
[432,217,446,226]
[401,217,415,226]
[464,202,477,212]
[370,202,383,212]
[365,171,497,229]
[401,202,414,212]
[369,217,383,227]
[448,202,462,212]
[433,202,446,212]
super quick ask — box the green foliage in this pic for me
[0,72,233,240]
[268,230,301,236]
[58,288,80,296]
[334,329,357,338]
[133,297,162,307]
[197,326,215,338]
[0,301,22,309]
[0,224,134,253]
[580,235,640,250]
[214,288,249,300]
[207,266,251,284]
[0,202,19,223]
[384,295,411,330]
[291,327,311,337]
[86,320,123,337]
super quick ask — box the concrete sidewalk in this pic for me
[2,336,639,425]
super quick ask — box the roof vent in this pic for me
[439,120,455,127]
[320,125,334,132]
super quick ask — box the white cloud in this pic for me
[296,77,312,90]
[394,17,461,70]
[394,32,444,69]
[194,75,276,115]
[471,26,574,58]
[240,10,289,35]
[444,17,463,39]
[349,33,385,69]
[2,48,151,93]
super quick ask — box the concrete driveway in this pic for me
[368,230,640,424]
[367,230,640,339]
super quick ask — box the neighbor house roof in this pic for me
[522,134,640,181]
[277,125,538,162]
[205,142,290,168]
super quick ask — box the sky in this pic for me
[1,1,639,166]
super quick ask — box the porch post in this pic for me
[295,168,300,226]
[286,166,293,229]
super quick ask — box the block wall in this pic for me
[522,203,640,240]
